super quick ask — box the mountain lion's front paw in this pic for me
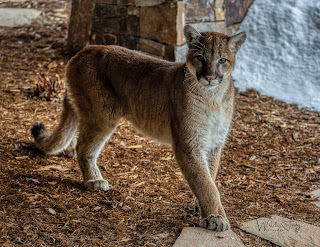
[200,214,230,231]
[84,179,109,191]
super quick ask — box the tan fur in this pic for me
[31,25,246,231]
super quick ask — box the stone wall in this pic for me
[90,0,185,61]
[67,0,253,61]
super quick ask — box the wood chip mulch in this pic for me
[0,1,319,246]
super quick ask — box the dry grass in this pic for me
[0,0,319,246]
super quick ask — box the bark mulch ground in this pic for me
[0,0,319,246]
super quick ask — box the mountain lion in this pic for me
[31,25,246,231]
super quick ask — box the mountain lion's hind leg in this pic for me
[63,134,78,158]
[76,116,120,191]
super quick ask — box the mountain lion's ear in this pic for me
[184,25,202,48]
[228,32,246,53]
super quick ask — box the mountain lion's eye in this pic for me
[197,55,204,61]
[219,58,227,64]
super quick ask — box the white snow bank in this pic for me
[233,0,320,112]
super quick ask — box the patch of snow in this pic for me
[233,0,320,112]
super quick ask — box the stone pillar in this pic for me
[67,0,251,61]
[91,1,140,50]
[138,1,185,61]
[185,0,241,37]
[67,0,95,53]
[140,1,185,45]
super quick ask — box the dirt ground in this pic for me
[0,1,319,246]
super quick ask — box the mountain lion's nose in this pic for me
[206,76,216,82]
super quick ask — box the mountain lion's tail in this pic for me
[31,96,78,155]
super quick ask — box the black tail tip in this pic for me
[31,122,46,139]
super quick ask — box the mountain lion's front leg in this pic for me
[194,148,227,217]
[207,147,229,224]
[208,148,221,181]
[174,144,230,231]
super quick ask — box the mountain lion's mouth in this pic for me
[198,76,221,88]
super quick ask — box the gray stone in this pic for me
[117,0,134,5]
[140,38,165,57]
[105,33,118,45]
[309,188,320,207]
[93,0,117,3]
[0,8,41,27]
[140,2,185,45]
[185,0,215,23]
[92,18,122,35]
[227,23,240,35]
[127,5,139,16]
[117,35,139,50]
[309,188,320,198]
[135,0,165,7]
[139,42,188,62]
[173,227,245,247]
[215,0,224,8]
[312,201,320,207]
[174,43,188,62]
[92,15,138,36]
[164,44,175,61]
[47,208,56,215]
[189,21,227,34]
[240,215,320,247]
[126,15,139,36]
[224,0,253,26]
[94,4,127,18]
[91,32,117,45]
[214,7,225,21]
[189,21,236,36]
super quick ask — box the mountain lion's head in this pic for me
[184,25,246,88]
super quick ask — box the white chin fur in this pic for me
[199,77,220,88]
